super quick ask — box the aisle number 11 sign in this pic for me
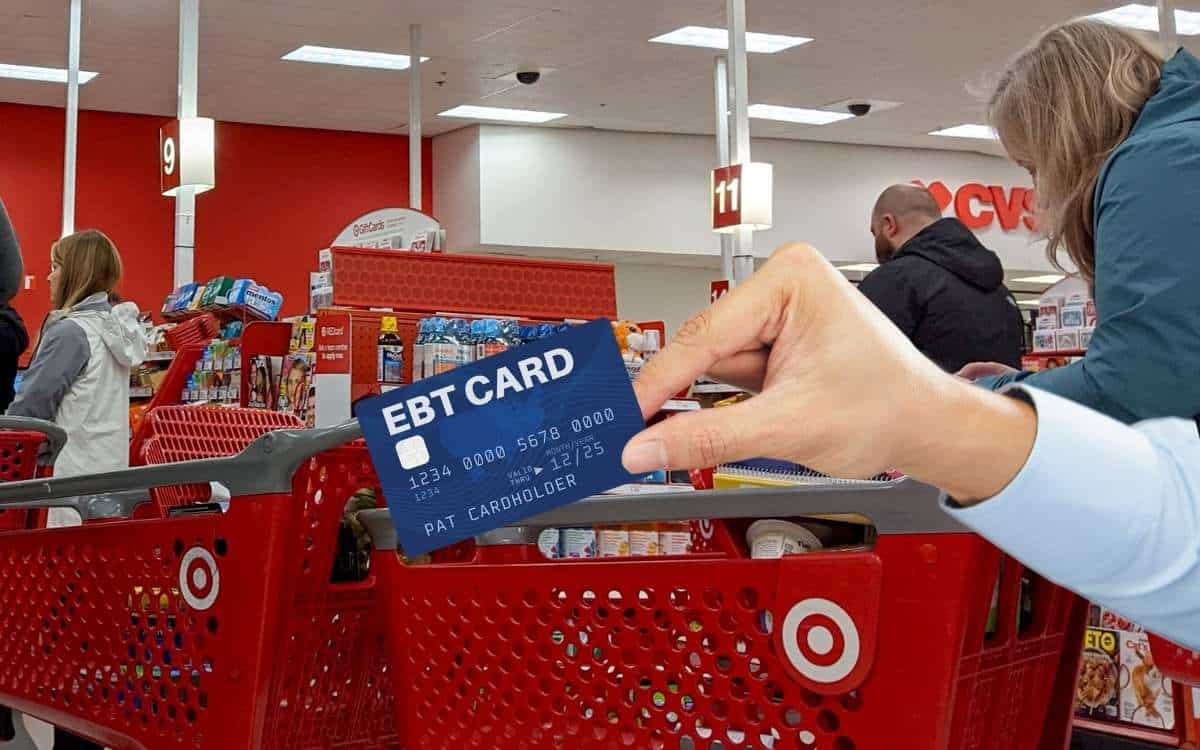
[711,162,774,233]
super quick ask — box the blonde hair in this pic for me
[989,19,1164,282]
[51,229,122,310]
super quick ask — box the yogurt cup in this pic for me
[746,520,823,559]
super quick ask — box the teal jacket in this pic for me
[981,48,1200,423]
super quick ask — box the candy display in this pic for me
[162,276,282,321]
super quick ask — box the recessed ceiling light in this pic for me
[1088,3,1200,35]
[1013,274,1066,284]
[439,105,567,124]
[281,45,430,70]
[838,263,880,273]
[749,104,854,125]
[929,123,999,140]
[649,26,812,54]
[0,63,97,84]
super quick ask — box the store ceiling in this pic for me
[1,0,1197,154]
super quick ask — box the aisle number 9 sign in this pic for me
[159,117,217,197]
[711,162,774,233]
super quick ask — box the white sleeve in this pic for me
[942,386,1200,650]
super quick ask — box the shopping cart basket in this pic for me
[359,481,1087,750]
[0,414,1090,750]
[0,415,394,750]
[0,417,68,531]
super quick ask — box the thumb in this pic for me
[622,396,781,473]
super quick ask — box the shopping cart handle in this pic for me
[0,418,363,508]
[0,416,68,464]
[357,479,966,552]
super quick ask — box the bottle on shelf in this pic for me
[449,318,473,367]
[470,319,488,361]
[377,316,405,387]
[479,319,510,360]
[430,318,458,377]
[412,319,429,382]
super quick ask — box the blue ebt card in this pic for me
[358,318,646,557]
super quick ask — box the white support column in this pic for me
[173,0,200,287]
[714,56,733,282]
[1158,0,1178,56]
[61,0,82,238]
[409,24,422,211]
[726,0,754,284]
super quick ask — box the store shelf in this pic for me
[329,247,617,319]
[1028,349,1086,358]
[1074,717,1180,747]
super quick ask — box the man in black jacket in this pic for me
[0,199,28,412]
[859,184,1022,372]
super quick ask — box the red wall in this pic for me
[0,102,434,338]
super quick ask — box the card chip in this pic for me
[395,436,431,470]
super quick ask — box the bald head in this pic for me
[870,184,943,263]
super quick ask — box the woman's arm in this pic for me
[0,199,24,304]
[6,320,90,420]
[947,386,1200,650]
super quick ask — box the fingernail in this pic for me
[623,439,668,474]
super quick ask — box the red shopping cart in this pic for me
[0,412,1086,749]
[0,417,68,531]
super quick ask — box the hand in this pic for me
[621,243,1037,501]
[957,361,1019,381]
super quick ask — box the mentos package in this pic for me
[230,279,283,321]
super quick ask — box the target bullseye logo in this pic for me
[179,547,220,611]
[698,519,715,540]
[781,598,860,684]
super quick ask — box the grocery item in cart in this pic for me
[1076,627,1121,720]
[597,526,630,557]
[537,527,561,558]
[1120,630,1175,729]
[562,527,597,558]
[747,519,823,559]
[628,523,660,556]
[657,520,692,555]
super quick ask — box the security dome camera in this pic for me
[516,69,541,85]
[847,102,872,117]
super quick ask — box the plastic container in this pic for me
[746,519,823,559]
[561,527,596,558]
[537,528,560,559]
[412,318,429,382]
[628,523,660,556]
[597,527,630,557]
[478,319,509,360]
[658,520,693,555]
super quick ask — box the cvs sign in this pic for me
[913,180,1037,232]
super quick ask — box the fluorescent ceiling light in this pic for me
[439,105,566,124]
[929,123,999,140]
[1013,274,1066,284]
[1017,300,1041,308]
[649,26,811,54]
[838,263,879,273]
[1088,3,1200,35]
[749,104,854,125]
[281,45,430,70]
[0,63,97,84]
